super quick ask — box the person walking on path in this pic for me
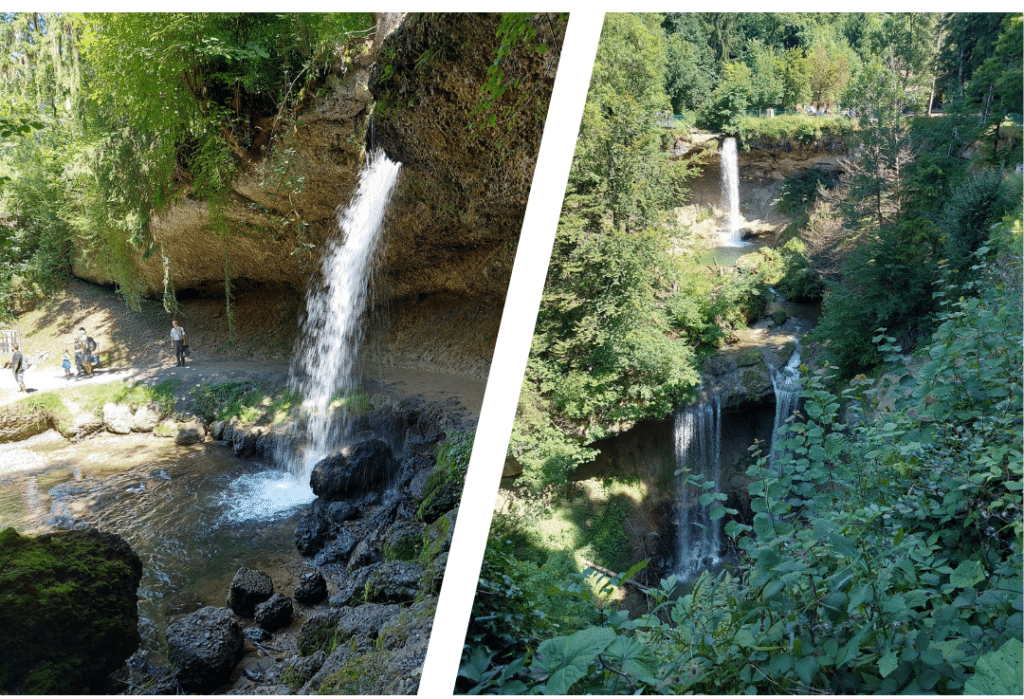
[11,342,26,392]
[170,320,187,367]
[76,328,94,376]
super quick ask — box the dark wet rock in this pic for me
[293,571,328,605]
[416,477,462,523]
[312,531,358,567]
[309,438,398,501]
[336,602,404,649]
[233,426,261,458]
[296,609,345,656]
[294,507,333,557]
[165,606,244,692]
[420,507,457,566]
[254,431,278,460]
[327,566,377,608]
[210,419,228,441]
[348,534,383,568]
[284,650,326,689]
[254,593,293,631]
[0,526,142,693]
[244,626,272,644]
[226,567,274,618]
[364,561,423,603]
[222,417,240,445]
[327,500,357,523]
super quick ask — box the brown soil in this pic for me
[2,278,489,416]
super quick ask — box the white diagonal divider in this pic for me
[418,11,606,696]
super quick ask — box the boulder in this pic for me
[254,593,293,631]
[165,606,243,692]
[293,571,329,605]
[295,507,334,557]
[131,403,163,432]
[309,438,398,501]
[102,402,133,434]
[312,531,359,567]
[232,426,261,458]
[174,420,207,446]
[225,567,274,618]
[364,561,424,603]
[0,527,142,693]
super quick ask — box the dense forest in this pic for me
[0,12,374,319]
[460,12,1022,694]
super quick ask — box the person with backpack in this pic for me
[11,342,26,392]
[77,327,95,376]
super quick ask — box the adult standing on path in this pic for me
[170,320,187,367]
[11,342,26,392]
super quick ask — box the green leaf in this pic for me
[794,654,819,686]
[878,650,899,678]
[964,638,1024,694]
[950,559,985,588]
[533,627,616,694]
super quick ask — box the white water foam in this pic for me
[674,393,723,581]
[225,149,401,522]
[720,137,746,247]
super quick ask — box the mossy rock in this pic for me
[0,527,143,693]
[382,521,424,562]
[418,507,457,568]
[416,479,462,523]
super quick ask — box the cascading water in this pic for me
[720,137,744,247]
[767,345,802,471]
[221,149,402,522]
[674,392,723,581]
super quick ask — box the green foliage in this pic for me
[735,113,853,147]
[462,236,1023,695]
[188,378,296,423]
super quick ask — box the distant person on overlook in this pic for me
[170,320,187,367]
[11,342,26,392]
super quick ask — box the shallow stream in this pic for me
[0,432,305,654]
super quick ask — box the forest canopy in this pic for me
[463,11,1023,696]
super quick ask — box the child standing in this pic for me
[62,349,72,379]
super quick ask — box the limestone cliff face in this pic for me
[369,13,564,305]
[71,13,564,377]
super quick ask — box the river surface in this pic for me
[0,431,304,652]
[0,365,486,656]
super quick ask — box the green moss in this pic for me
[317,649,388,694]
[0,527,141,693]
[418,512,453,567]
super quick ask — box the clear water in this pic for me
[0,438,304,655]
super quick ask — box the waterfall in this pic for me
[220,149,401,523]
[674,393,723,581]
[720,137,744,247]
[283,149,402,478]
[767,345,802,471]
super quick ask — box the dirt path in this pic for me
[2,279,486,415]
